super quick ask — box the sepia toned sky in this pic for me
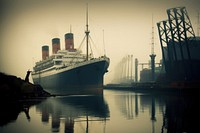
[0,0,200,83]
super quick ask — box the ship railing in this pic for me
[52,56,109,72]
[32,66,56,75]
[72,56,108,68]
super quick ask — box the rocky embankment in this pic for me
[0,72,51,101]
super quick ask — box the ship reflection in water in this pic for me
[0,89,198,133]
[36,94,109,133]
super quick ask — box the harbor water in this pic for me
[0,89,198,133]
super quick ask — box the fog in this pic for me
[0,0,200,84]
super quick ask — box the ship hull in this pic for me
[32,59,109,95]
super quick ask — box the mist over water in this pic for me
[0,1,199,133]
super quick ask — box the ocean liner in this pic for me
[31,9,109,95]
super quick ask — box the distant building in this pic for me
[140,65,164,82]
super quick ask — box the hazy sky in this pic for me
[0,0,200,83]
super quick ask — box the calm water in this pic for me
[0,89,198,133]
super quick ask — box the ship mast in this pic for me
[85,4,90,61]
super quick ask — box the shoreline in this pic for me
[0,72,51,102]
